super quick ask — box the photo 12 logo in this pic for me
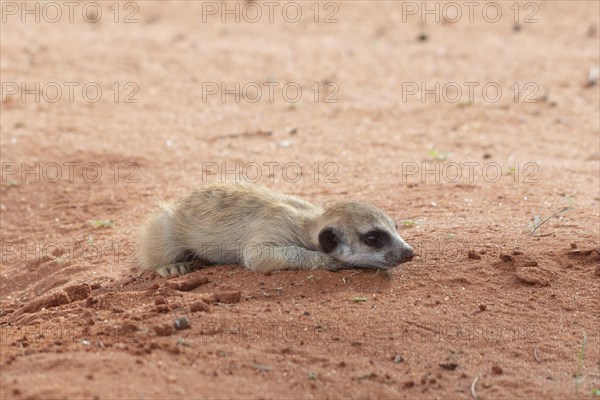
[201,81,338,104]
[1,1,140,23]
[1,162,139,185]
[1,82,139,104]
[1,240,138,266]
[398,321,537,343]
[401,1,540,24]
[197,322,341,344]
[201,1,340,23]
[401,82,540,104]
[201,161,339,184]
[401,161,540,184]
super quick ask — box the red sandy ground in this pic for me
[1,1,599,399]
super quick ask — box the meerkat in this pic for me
[138,183,415,276]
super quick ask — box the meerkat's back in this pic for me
[138,183,323,274]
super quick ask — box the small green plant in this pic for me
[591,388,600,396]
[458,98,473,107]
[428,149,452,161]
[398,218,421,230]
[565,196,574,208]
[574,334,587,395]
[88,220,114,228]
[352,297,368,303]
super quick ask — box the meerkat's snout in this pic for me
[385,239,415,265]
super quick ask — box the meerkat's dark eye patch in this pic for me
[318,227,339,253]
[361,230,390,249]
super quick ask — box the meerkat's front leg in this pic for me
[242,244,337,272]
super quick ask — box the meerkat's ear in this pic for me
[318,227,339,253]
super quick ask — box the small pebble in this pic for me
[155,305,169,314]
[276,140,292,148]
[174,317,190,330]
[153,324,173,337]
[570,242,577,249]
[417,33,428,42]
[587,23,598,38]
[190,302,209,313]
[479,304,487,312]
[393,354,404,363]
[491,365,503,375]
[165,345,180,355]
[468,250,481,260]
[214,290,241,304]
[166,276,209,292]
[586,66,599,87]
[439,362,458,371]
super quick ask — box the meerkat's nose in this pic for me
[401,246,415,262]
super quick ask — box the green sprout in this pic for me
[89,220,114,229]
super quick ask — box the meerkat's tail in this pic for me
[137,202,183,271]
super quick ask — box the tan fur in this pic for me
[138,183,414,276]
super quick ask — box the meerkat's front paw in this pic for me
[318,254,352,272]
[156,262,194,277]
[323,263,340,272]
[322,260,350,272]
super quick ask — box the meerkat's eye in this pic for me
[362,230,389,249]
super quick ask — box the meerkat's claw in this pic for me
[156,262,195,277]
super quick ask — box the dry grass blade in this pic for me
[470,375,480,400]
[531,207,573,237]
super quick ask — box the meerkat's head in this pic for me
[316,202,414,269]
